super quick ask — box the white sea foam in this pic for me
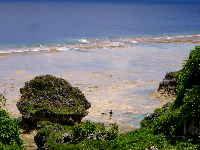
[131,40,138,44]
[78,39,89,44]
[110,42,124,47]
[0,47,50,54]
[1,34,200,55]
[40,47,50,51]
[56,47,70,51]
[31,48,40,52]
[166,36,172,40]
[153,37,162,40]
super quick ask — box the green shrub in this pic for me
[0,113,22,146]
[175,46,200,107]
[0,109,9,118]
[181,86,200,117]
[0,142,22,150]
[72,121,118,142]
[141,102,172,128]
[35,121,118,150]
[0,108,22,149]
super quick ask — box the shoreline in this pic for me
[0,33,200,55]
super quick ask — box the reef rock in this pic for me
[157,71,179,96]
[17,75,91,127]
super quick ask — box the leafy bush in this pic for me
[41,128,199,150]
[0,94,22,149]
[0,142,22,150]
[35,121,118,149]
[0,109,22,149]
[0,113,22,146]
[72,121,118,142]
[175,46,200,107]
[140,102,172,128]
[0,109,9,118]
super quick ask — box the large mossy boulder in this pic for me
[17,75,91,126]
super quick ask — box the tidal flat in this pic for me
[0,43,194,131]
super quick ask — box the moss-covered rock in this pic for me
[17,75,91,127]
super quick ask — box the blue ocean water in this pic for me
[0,1,200,48]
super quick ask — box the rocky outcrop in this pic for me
[17,75,91,128]
[157,71,179,96]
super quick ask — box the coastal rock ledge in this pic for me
[17,75,91,127]
[157,71,179,96]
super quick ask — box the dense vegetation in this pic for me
[0,95,23,150]
[34,121,118,149]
